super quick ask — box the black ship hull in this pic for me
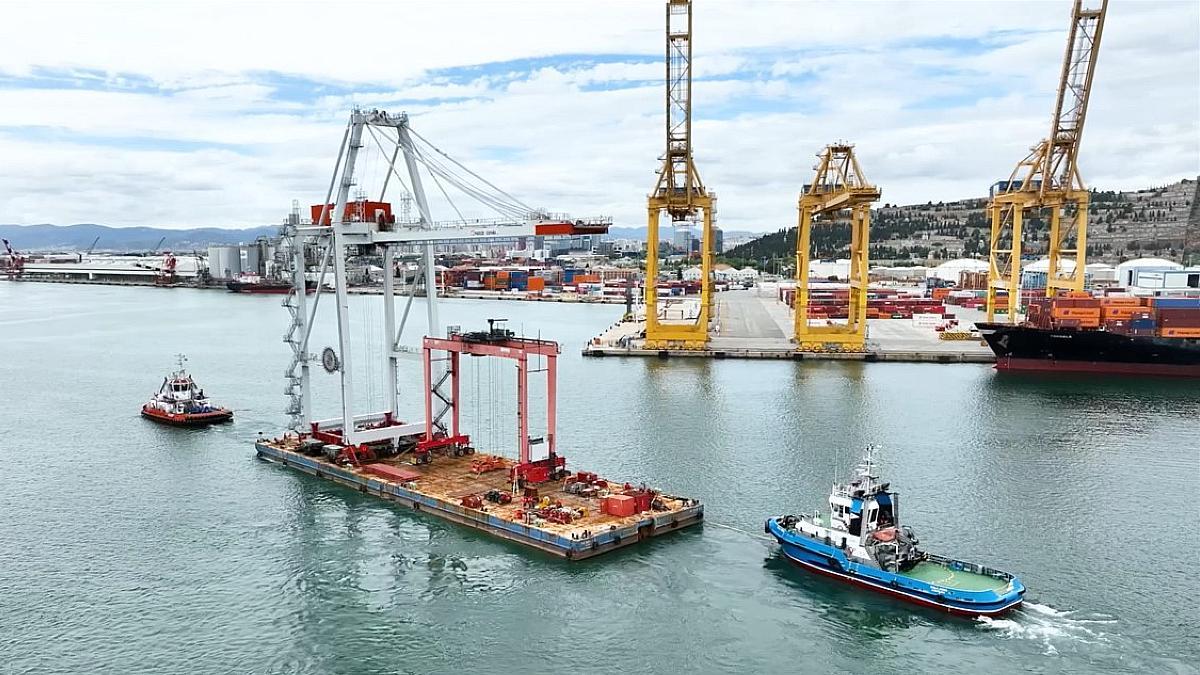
[977,323,1200,377]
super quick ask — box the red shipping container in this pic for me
[362,463,422,482]
[310,201,393,225]
[623,489,655,512]
[602,494,637,517]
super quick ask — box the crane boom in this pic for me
[656,0,705,215]
[644,0,716,350]
[986,0,1108,322]
[1042,0,1106,195]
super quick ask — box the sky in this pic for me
[1,0,1197,232]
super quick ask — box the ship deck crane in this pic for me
[644,0,716,350]
[793,144,880,352]
[986,0,1108,322]
[282,108,609,451]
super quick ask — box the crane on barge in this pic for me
[280,108,609,459]
[2,238,23,280]
[986,0,1108,322]
[643,0,717,350]
[793,144,881,352]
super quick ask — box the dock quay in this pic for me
[583,344,994,362]
[584,287,996,363]
[255,438,703,560]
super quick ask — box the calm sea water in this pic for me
[1,282,1197,674]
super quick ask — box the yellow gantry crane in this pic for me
[986,0,1108,322]
[644,0,716,350]
[793,144,881,352]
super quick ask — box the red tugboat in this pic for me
[141,355,233,426]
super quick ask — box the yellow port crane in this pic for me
[794,144,880,352]
[644,0,716,350]
[986,0,1108,322]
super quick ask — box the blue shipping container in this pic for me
[1154,298,1200,309]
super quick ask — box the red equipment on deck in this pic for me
[422,319,564,484]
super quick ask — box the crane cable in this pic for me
[406,132,531,221]
[408,127,535,215]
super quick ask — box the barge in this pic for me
[260,110,696,560]
[255,437,702,560]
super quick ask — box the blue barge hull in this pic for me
[256,441,704,560]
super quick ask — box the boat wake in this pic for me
[976,601,1116,655]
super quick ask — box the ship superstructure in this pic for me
[141,355,233,426]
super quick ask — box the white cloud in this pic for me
[0,0,1195,231]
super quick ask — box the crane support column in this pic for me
[793,144,880,352]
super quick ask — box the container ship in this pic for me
[978,293,1200,377]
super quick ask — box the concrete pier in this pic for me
[584,285,996,364]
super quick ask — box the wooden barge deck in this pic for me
[255,438,704,560]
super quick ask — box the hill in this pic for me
[723,177,1200,267]
[0,223,280,252]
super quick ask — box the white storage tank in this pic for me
[207,245,242,279]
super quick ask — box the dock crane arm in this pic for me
[1042,0,1107,196]
[986,0,1108,322]
[644,0,717,350]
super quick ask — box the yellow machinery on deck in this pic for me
[986,0,1108,322]
[644,0,715,350]
[793,144,880,352]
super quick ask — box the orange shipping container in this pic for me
[527,277,545,291]
[1100,297,1142,307]
[1161,327,1200,338]
[1053,308,1101,319]
[1101,307,1137,320]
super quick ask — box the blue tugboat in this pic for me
[766,447,1025,617]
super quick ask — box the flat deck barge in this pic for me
[255,437,703,560]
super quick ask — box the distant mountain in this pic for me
[0,223,279,252]
[1,223,760,251]
[724,177,1200,266]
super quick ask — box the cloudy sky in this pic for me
[1,0,1197,231]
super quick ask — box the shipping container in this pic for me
[310,201,393,225]
[1153,298,1200,309]
[1160,327,1200,338]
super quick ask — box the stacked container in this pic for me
[1154,297,1200,338]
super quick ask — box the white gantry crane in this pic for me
[280,109,608,452]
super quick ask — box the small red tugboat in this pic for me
[141,355,233,426]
